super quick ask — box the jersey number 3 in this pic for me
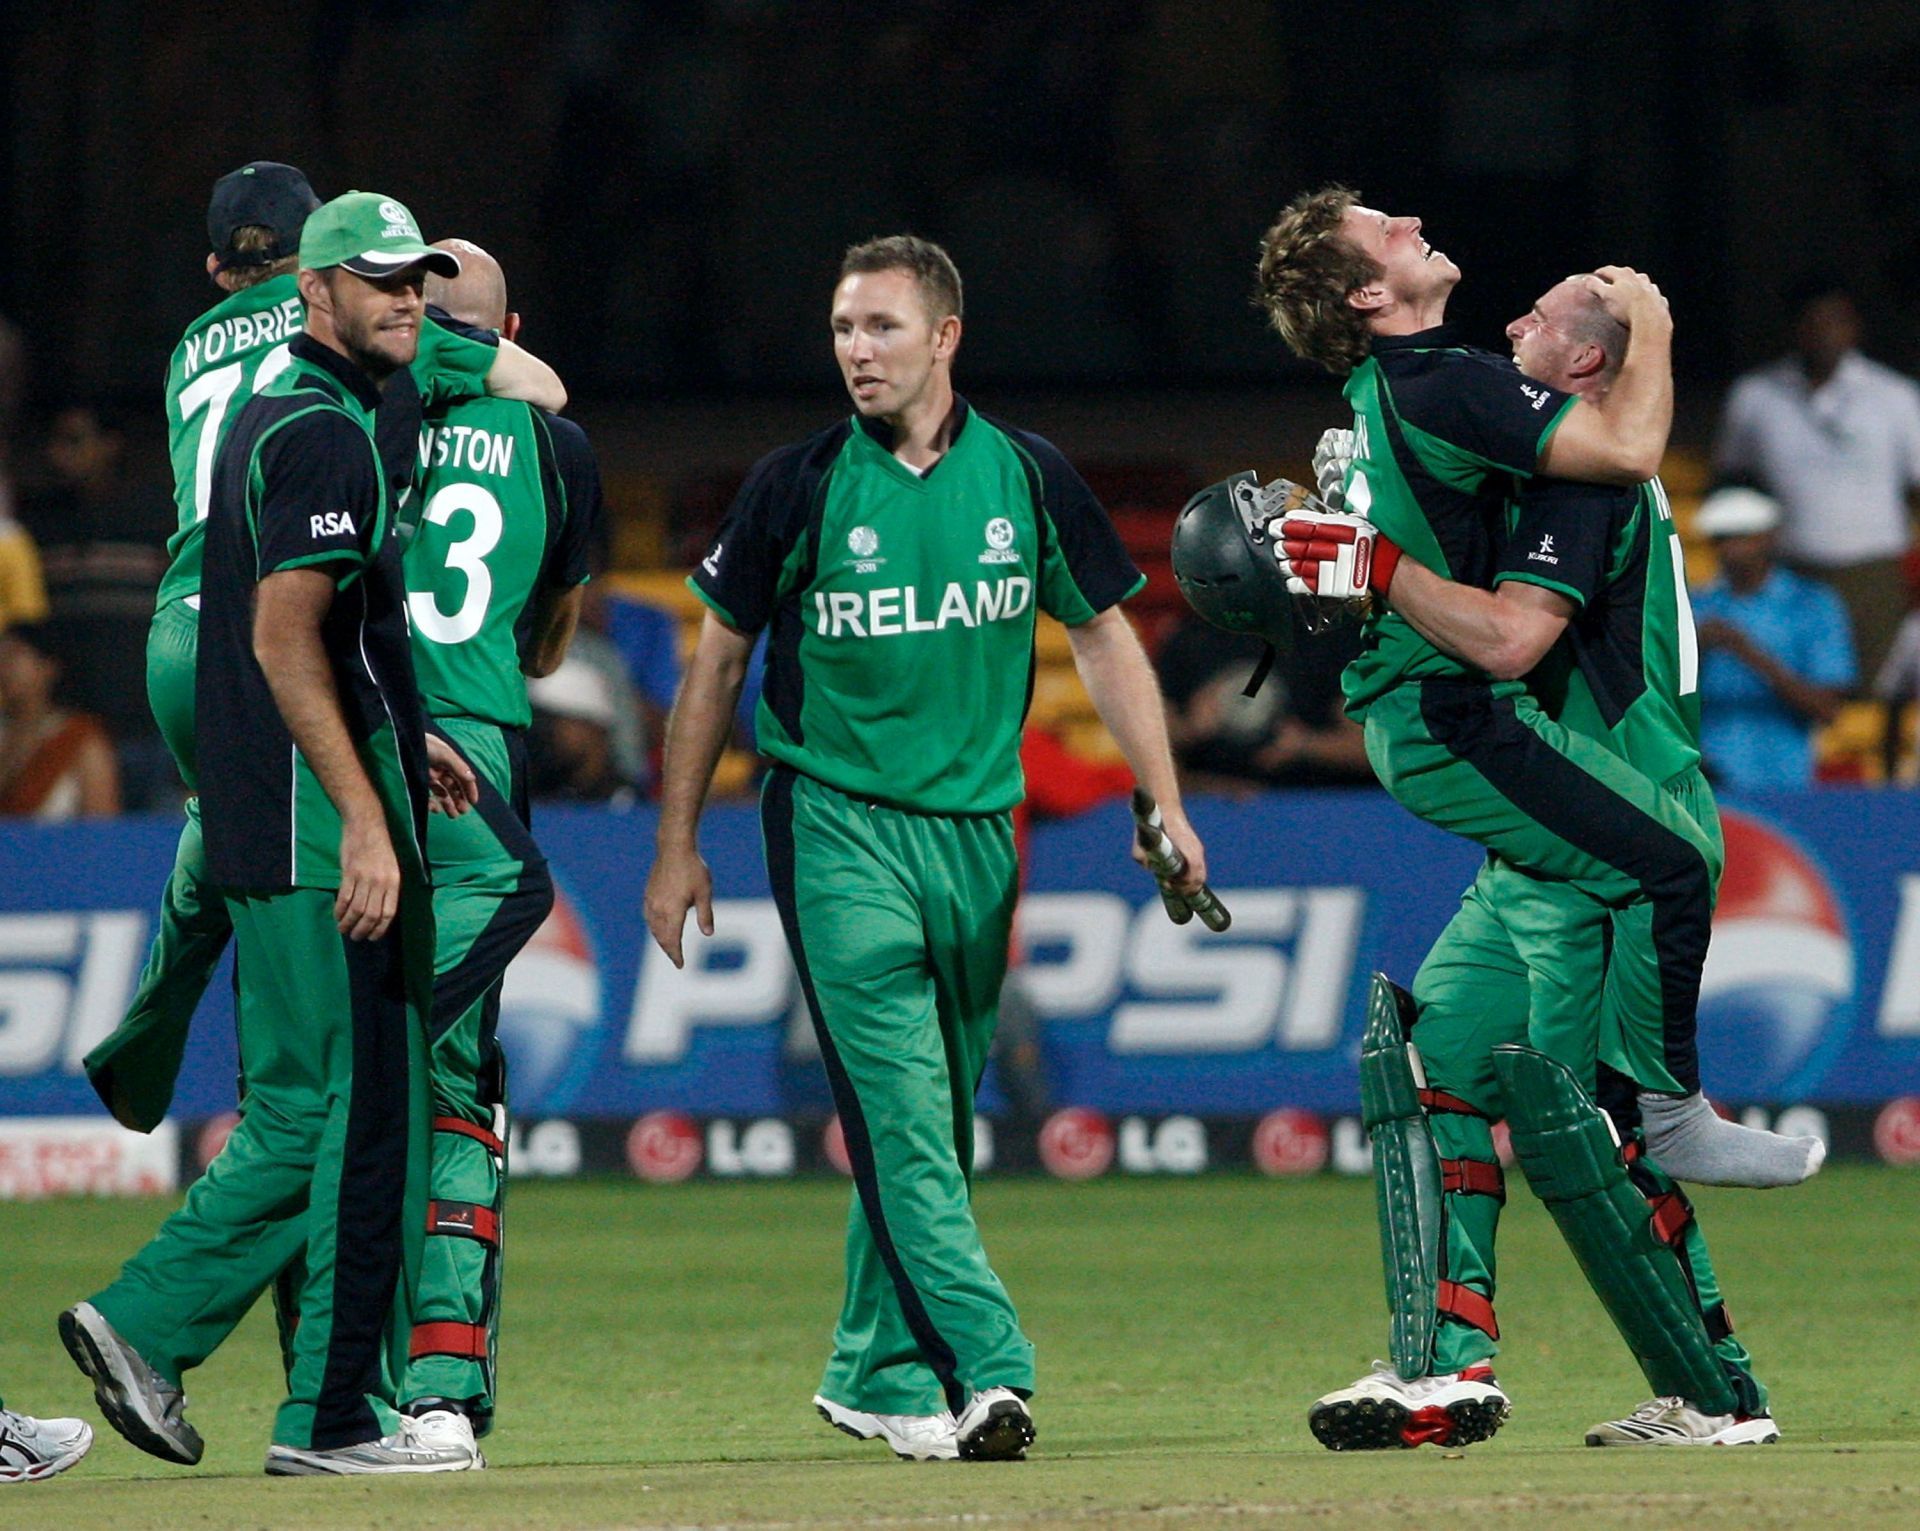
[408,483,503,645]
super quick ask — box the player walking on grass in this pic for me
[84,162,566,1136]
[61,193,484,1476]
[391,238,600,1460]
[1251,186,1778,1450]
[645,235,1205,1462]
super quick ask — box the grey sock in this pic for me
[1636,1090,1825,1188]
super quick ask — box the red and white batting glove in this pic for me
[1275,508,1403,599]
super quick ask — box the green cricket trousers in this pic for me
[762,766,1035,1416]
[86,885,434,1450]
[401,717,553,1431]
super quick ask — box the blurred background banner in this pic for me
[1,789,1915,1125]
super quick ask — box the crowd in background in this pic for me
[2,270,1919,823]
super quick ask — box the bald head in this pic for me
[424,238,508,331]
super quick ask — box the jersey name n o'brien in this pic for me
[181,295,303,380]
[813,575,1032,638]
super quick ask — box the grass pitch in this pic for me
[3,1167,1916,1528]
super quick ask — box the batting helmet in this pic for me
[1170,471,1296,648]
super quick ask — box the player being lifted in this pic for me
[1243,186,1792,1449]
[646,236,1206,1462]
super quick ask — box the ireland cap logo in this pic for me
[848,526,879,557]
[986,518,1015,549]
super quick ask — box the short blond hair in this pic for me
[1254,185,1379,375]
[224,225,298,290]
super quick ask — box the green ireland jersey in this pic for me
[1338,327,1576,714]
[159,280,499,610]
[403,396,599,728]
[1495,475,1702,783]
[690,400,1143,814]
[196,336,430,890]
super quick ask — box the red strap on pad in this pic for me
[410,1321,488,1361]
[433,1115,504,1156]
[1441,1158,1506,1200]
[1437,1280,1500,1339]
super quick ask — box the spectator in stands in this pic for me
[0,622,119,818]
[527,655,640,806]
[1691,487,1857,791]
[1713,275,1920,679]
[20,402,171,802]
[1872,551,1920,782]
[0,312,49,632]
[1156,607,1373,789]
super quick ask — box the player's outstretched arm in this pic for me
[1065,605,1207,891]
[645,611,755,968]
[255,567,399,941]
[1537,266,1673,485]
[1386,561,1574,680]
[484,339,567,413]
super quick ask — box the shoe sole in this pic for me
[264,1446,478,1475]
[58,1306,202,1466]
[1309,1393,1509,1451]
[0,1423,93,1483]
[1586,1426,1781,1447]
[813,1398,955,1462]
[957,1399,1035,1462]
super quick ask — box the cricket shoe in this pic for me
[0,1409,93,1483]
[1309,1360,1510,1451]
[814,1393,958,1461]
[402,1408,486,1468]
[58,1301,203,1465]
[264,1426,480,1475]
[954,1387,1035,1461]
[1585,1396,1780,1447]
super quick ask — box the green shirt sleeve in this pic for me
[410,314,499,409]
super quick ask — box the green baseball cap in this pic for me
[298,191,460,279]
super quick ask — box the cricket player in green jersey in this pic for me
[1280,274,1806,1449]
[393,239,599,1461]
[63,193,485,1475]
[85,163,566,1134]
[1254,188,1778,1450]
[645,236,1206,1463]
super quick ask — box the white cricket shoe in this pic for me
[1309,1360,1510,1451]
[403,1408,486,1468]
[59,1301,203,1465]
[814,1393,958,1461]
[264,1425,480,1475]
[954,1387,1035,1461]
[1585,1395,1780,1447]
[0,1409,93,1483]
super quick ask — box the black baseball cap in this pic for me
[207,161,320,270]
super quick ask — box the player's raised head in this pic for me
[1256,187,1459,374]
[206,160,319,292]
[1507,277,1628,396]
[425,238,509,332]
[831,234,963,420]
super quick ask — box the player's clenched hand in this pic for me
[1274,508,1402,599]
[645,841,715,969]
[1581,266,1671,333]
[424,731,480,817]
[1157,805,1208,895]
[337,812,402,941]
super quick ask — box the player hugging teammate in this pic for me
[1210,185,1822,1451]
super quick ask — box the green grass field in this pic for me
[3,1168,1916,1528]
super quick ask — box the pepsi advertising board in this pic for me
[0,790,1918,1180]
